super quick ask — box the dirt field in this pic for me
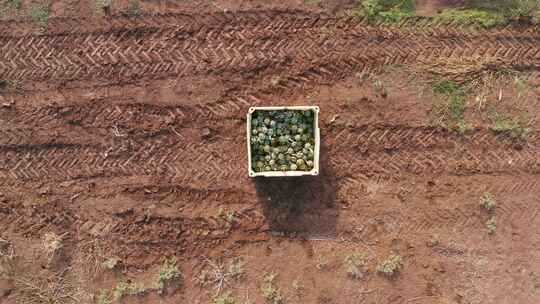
[1,1,540,304]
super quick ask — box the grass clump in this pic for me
[480,192,496,212]
[436,9,506,28]
[430,80,473,134]
[113,281,146,300]
[156,258,181,294]
[213,292,238,304]
[29,4,50,27]
[489,113,532,139]
[432,80,464,96]
[344,253,367,280]
[455,121,474,135]
[261,273,284,304]
[304,0,321,5]
[377,255,402,277]
[97,290,112,304]
[351,0,414,23]
[486,217,497,234]
[468,0,540,22]
[5,0,22,10]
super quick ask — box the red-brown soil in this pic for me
[0,1,540,304]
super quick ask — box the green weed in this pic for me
[213,292,238,304]
[6,0,22,10]
[112,281,146,300]
[379,8,413,23]
[436,9,506,28]
[156,257,181,294]
[432,80,464,96]
[480,192,496,212]
[486,217,497,234]
[352,0,414,23]
[454,121,473,135]
[514,76,529,97]
[489,113,532,139]
[377,254,402,277]
[469,0,540,21]
[261,272,284,304]
[29,5,50,27]
[344,253,367,280]
[430,80,471,133]
[304,0,321,5]
[97,290,112,304]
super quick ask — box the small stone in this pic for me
[201,127,212,138]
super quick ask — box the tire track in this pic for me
[1,12,540,84]
[0,126,538,183]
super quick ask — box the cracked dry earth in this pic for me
[0,6,540,304]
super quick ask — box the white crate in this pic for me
[247,106,320,177]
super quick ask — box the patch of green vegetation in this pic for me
[480,192,496,212]
[96,290,112,304]
[432,80,464,96]
[213,292,237,304]
[304,0,321,5]
[29,4,50,27]
[351,0,414,23]
[347,0,540,26]
[436,9,506,28]
[486,217,497,234]
[344,253,367,280]
[156,258,181,294]
[226,258,244,280]
[455,121,473,136]
[513,76,530,97]
[438,0,540,27]
[377,254,402,277]
[379,8,413,23]
[5,0,22,10]
[112,281,146,300]
[469,0,540,21]
[261,273,284,304]
[430,80,473,135]
[488,112,532,139]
